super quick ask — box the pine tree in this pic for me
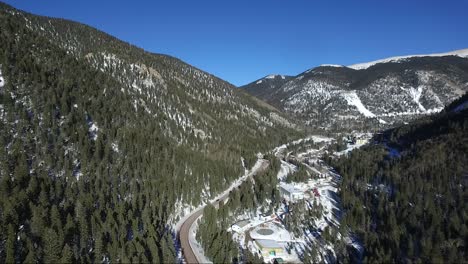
[43,228,61,263]
[60,244,73,263]
[5,224,15,264]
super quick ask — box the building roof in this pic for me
[255,239,283,249]
[235,220,250,228]
[279,182,302,194]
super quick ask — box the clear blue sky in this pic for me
[3,0,467,86]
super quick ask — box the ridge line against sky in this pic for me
[2,0,468,86]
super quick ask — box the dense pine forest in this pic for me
[0,3,300,263]
[197,154,281,263]
[330,98,468,263]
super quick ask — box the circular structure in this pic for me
[256,228,274,236]
[250,222,292,241]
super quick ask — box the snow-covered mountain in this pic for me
[242,52,468,130]
[348,48,468,70]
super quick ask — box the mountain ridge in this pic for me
[242,53,468,130]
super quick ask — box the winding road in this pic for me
[177,159,269,264]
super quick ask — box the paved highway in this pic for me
[177,159,269,263]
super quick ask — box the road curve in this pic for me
[179,208,204,263]
[177,159,269,264]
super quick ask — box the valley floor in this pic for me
[182,134,369,263]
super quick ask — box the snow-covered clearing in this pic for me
[400,86,426,111]
[277,160,297,180]
[335,141,367,156]
[342,92,376,117]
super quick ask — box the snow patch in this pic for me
[87,121,99,141]
[111,142,119,153]
[277,160,297,180]
[320,64,344,68]
[400,86,426,111]
[341,92,376,117]
[0,67,4,88]
[256,79,263,84]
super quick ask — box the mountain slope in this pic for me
[330,96,468,263]
[241,74,293,101]
[0,3,299,263]
[242,51,468,131]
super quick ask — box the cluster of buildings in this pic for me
[279,182,321,203]
[344,132,372,146]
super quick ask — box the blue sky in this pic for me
[3,0,467,86]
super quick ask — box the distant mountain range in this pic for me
[242,49,468,130]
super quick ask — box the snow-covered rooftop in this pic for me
[279,182,302,194]
[255,239,282,249]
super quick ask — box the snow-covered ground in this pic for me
[241,135,367,263]
[230,212,302,263]
[188,216,213,264]
[175,157,268,263]
[88,122,99,141]
[228,135,364,263]
[342,92,376,117]
[277,160,297,180]
[182,135,366,263]
[335,141,367,156]
[174,157,264,230]
[0,68,4,88]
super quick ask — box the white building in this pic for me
[279,183,304,202]
[254,239,285,262]
[230,220,251,233]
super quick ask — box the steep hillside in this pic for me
[242,51,468,131]
[241,74,293,101]
[329,98,468,263]
[0,3,299,263]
